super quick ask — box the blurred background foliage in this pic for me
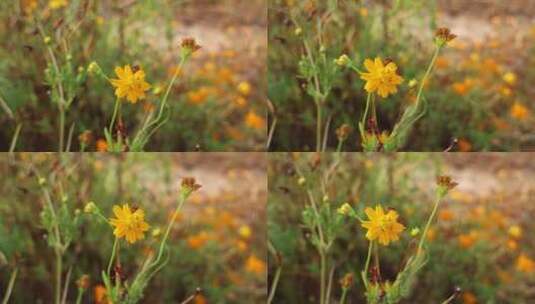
[268,0,535,151]
[0,153,266,303]
[268,153,535,303]
[0,0,266,151]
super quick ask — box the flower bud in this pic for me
[84,201,97,213]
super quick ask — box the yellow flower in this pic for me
[516,253,535,273]
[110,65,151,103]
[361,205,405,246]
[503,72,517,85]
[508,225,522,239]
[49,0,68,9]
[360,57,403,98]
[511,102,528,120]
[237,81,251,96]
[238,225,252,239]
[109,204,150,244]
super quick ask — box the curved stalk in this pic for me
[417,194,442,255]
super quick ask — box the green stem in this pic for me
[153,193,187,267]
[267,266,282,304]
[59,107,65,153]
[55,251,62,304]
[320,251,326,304]
[109,98,120,133]
[316,101,322,153]
[336,138,344,154]
[9,124,22,153]
[107,237,118,276]
[417,195,442,255]
[339,288,348,304]
[361,93,372,130]
[2,268,18,304]
[75,288,84,304]
[415,45,441,109]
[362,241,373,288]
[370,94,377,126]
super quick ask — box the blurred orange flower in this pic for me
[511,102,528,120]
[516,254,535,273]
[245,255,266,275]
[96,139,108,152]
[462,292,477,304]
[245,111,265,130]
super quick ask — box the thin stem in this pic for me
[361,93,372,129]
[325,265,335,304]
[336,139,344,154]
[267,266,282,304]
[362,241,373,288]
[152,193,187,267]
[107,237,119,276]
[157,57,186,121]
[415,45,441,109]
[59,108,65,153]
[417,195,442,255]
[60,266,72,304]
[65,123,75,152]
[2,268,18,304]
[316,101,322,152]
[109,98,120,133]
[55,251,62,304]
[370,94,377,126]
[320,252,326,304]
[9,124,22,153]
[75,289,84,304]
[339,288,348,304]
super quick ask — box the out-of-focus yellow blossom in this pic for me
[238,225,251,239]
[503,72,517,85]
[49,0,68,9]
[237,81,251,96]
[508,225,522,239]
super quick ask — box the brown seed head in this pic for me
[181,38,201,54]
[76,275,90,290]
[339,273,354,289]
[336,124,351,141]
[435,27,457,46]
[181,177,202,193]
[436,175,458,190]
[78,130,93,145]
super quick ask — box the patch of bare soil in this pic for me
[438,0,535,18]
